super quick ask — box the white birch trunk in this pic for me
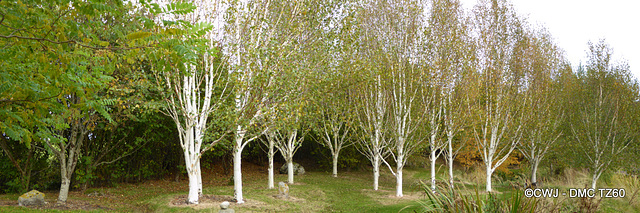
[182,116,200,204]
[396,159,403,197]
[287,161,294,184]
[233,126,246,203]
[356,74,387,192]
[592,171,600,189]
[531,168,537,185]
[373,155,380,191]
[197,158,202,196]
[187,168,199,204]
[274,129,302,185]
[268,139,275,189]
[431,148,437,193]
[426,102,442,194]
[157,40,226,204]
[486,161,493,192]
[183,147,199,204]
[319,107,352,179]
[531,160,539,186]
[233,146,244,203]
[233,0,245,203]
[374,78,383,191]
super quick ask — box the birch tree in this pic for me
[419,65,445,194]
[262,68,309,188]
[311,0,358,178]
[355,73,390,191]
[147,0,228,204]
[273,126,306,184]
[351,0,395,191]
[571,40,639,189]
[367,0,425,197]
[263,69,311,186]
[471,0,526,192]
[515,27,565,188]
[261,124,278,189]
[425,0,474,189]
[224,0,313,203]
[387,59,423,197]
[268,55,311,185]
[314,78,355,178]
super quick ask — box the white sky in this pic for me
[458,0,640,80]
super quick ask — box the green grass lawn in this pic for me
[0,167,427,212]
[1,164,638,212]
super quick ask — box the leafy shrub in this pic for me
[611,173,640,207]
[417,180,539,213]
[575,195,601,213]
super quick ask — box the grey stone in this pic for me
[220,201,230,209]
[219,201,234,213]
[278,182,289,198]
[18,190,45,206]
[279,162,305,175]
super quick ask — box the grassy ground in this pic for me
[0,162,427,213]
[1,161,638,212]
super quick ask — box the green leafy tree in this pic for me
[1,0,150,203]
[571,40,639,189]
[515,26,565,188]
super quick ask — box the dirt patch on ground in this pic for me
[0,199,111,211]
[270,194,306,202]
[361,189,424,205]
[169,194,268,210]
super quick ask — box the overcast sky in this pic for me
[458,0,640,80]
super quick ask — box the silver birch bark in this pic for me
[421,81,444,194]
[157,53,228,204]
[225,0,274,203]
[385,64,423,197]
[385,0,424,198]
[572,87,631,189]
[313,76,354,178]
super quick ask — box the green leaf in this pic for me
[165,2,196,15]
[126,31,152,40]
